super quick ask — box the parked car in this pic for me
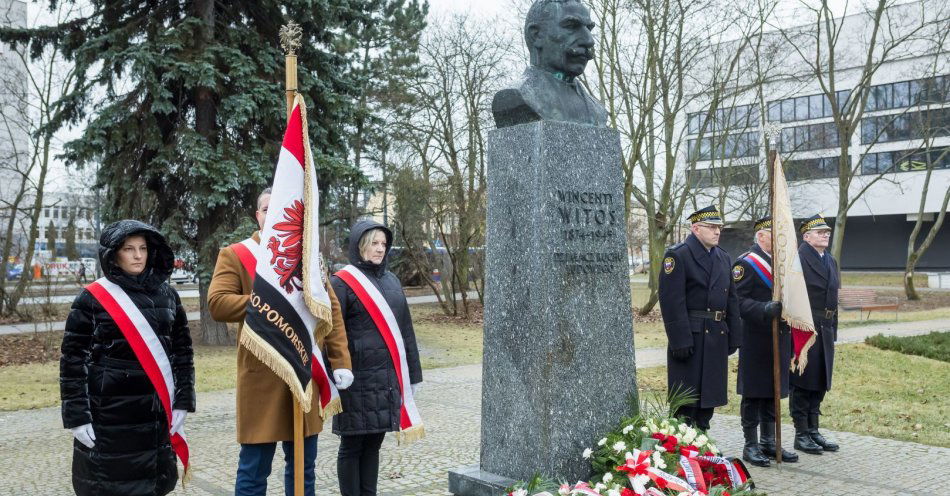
[170,268,198,285]
[6,264,23,281]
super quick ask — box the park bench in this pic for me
[839,288,900,320]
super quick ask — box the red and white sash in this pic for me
[85,277,190,481]
[229,238,258,283]
[231,237,341,417]
[334,265,424,443]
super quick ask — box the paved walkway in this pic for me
[1,362,947,495]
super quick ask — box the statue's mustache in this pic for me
[567,47,594,60]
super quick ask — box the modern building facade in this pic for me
[685,0,950,270]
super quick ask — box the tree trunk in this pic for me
[904,261,919,301]
[195,216,231,345]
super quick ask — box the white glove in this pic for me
[411,382,421,397]
[333,369,354,390]
[70,423,96,449]
[171,409,187,435]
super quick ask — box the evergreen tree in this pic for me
[45,221,56,257]
[1,1,406,344]
[64,213,78,259]
[334,0,429,229]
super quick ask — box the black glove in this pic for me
[729,346,739,356]
[764,301,782,319]
[672,346,694,360]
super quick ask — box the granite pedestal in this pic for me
[449,121,638,495]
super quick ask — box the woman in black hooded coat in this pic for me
[60,220,195,496]
[330,220,423,496]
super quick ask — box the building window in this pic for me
[861,107,950,145]
[864,75,950,112]
[767,89,853,124]
[690,164,760,188]
[686,104,759,136]
[688,131,760,161]
[786,156,842,181]
[778,122,839,152]
[861,146,950,174]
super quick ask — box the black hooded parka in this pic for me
[60,220,195,496]
[330,220,423,436]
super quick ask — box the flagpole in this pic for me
[767,142,783,465]
[280,21,305,496]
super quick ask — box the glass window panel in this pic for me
[920,77,937,103]
[936,75,949,103]
[795,96,810,120]
[823,94,833,117]
[836,90,851,113]
[748,106,760,126]
[700,138,711,160]
[909,79,922,105]
[875,85,892,110]
[863,154,877,174]
[825,123,839,147]
[781,99,794,122]
[892,81,910,108]
[733,106,747,129]
[877,151,893,172]
[795,126,808,150]
[809,95,823,119]
[689,114,699,134]
[768,101,781,122]
[781,127,794,152]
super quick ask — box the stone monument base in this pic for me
[447,465,515,496]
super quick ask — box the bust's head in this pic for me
[524,0,595,81]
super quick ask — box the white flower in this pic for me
[582,447,593,459]
[651,451,667,470]
[654,444,666,453]
[708,443,719,454]
[695,434,708,447]
[678,423,688,434]
[511,490,527,496]
[682,429,697,445]
[602,472,614,483]
[594,482,607,492]
[558,486,570,496]
[640,426,649,433]
[661,419,670,428]
[607,490,621,496]
[622,425,634,434]
[612,441,627,453]
[597,437,607,446]
[624,451,634,459]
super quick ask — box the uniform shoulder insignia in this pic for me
[663,255,676,274]
[732,264,744,281]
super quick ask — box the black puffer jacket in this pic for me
[60,220,195,496]
[330,220,422,435]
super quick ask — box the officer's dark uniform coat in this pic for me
[659,234,741,408]
[733,244,791,399]
[790,243,839,392]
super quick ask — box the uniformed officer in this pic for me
[790,214,840,454]
[659,205,741,431]
[733,217,798,467]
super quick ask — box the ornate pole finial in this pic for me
[764,122,782,147]
[280,21,303,56]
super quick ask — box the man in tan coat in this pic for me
[209,188,352,496]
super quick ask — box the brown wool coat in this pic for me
[208,232,351,444]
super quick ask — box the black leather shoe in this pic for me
[809,414,839,452]
[742,427,770,467]
[793,418,823,455]
[760,422,799,462]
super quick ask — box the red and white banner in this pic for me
[335,265,424,443]
[86,277,190,481]
[231,236,339,416]
[241,95,336,415]
[771,153,817,373]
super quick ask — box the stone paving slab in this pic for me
[2,362,949,495]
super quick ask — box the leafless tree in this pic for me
[0,2,83,315]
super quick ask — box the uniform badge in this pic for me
[663,257,675,274]
[733,265,744,281]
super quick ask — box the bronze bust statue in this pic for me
[492,0,608,128]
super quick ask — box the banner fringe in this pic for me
[239,323,314,413]
[179,464,192,488]
[320,396,343,420]
[396,425,426,445]
[297,93,334,340]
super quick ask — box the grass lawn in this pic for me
[841,271,928,288]
[636,343,950,447]
[0,345,239,412]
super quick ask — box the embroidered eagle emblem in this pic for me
[663,257,675,274]
[733,265,744,281]
[267,200,304,293]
